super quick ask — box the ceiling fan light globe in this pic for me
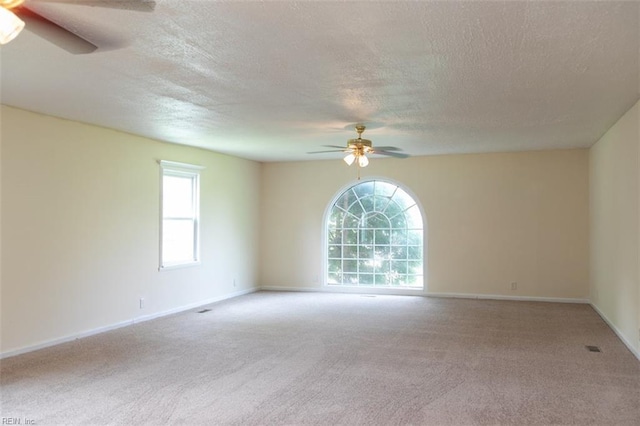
[358,155,369,168]
[0,7,24,45]
[0,0,25,9]
[344,153,356,166]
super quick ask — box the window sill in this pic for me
[159,261,201,272]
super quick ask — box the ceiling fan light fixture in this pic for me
[0,6,24,45]
[0,0,24,8]
[344,152,356,166]
[309,124,406,172]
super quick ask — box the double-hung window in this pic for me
[159,160,204,269]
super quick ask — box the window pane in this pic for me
[374,245,390,259]
[359,274,374,285]
[408,261,423,275]
[328,272,343,284]
[335,191,355,211]
[406,205,422,229]
[374,181,396,197]
[359,244,373,258]
[328,208,346,228]
[390,272,405,285]
[353,181,374,198]
[383,200,403,217]
[343,259,357,273]
[328,245,342,259]
[406,275,424,287]
[343,273,358,285]
[328,230,342,245]
[343,245,358,258]
[360,229,374,244]
[163,219,195,263]
[408,230,422,245]
[390,213,407,228]
[374,274,389,285]
[359,196,374,212]
[374,229,390,244]
[367,213,389,228]
[392,190,415,210]
[392,246,407,259]
[343,230,358,244]
[373,195,390,212]
[342,214,360,229]
[391,260,408,275]
[347,201,364,218]
[391,229,407,245]
[358,259,374,273]
[163,175,194,217]
[407,245,422,260]
[376,259,391,274]
[328,258,342,273]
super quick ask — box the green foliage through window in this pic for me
[326,180,424,288]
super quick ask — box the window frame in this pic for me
[323,177,427,292]
[158,160,204,271]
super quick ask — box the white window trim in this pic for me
[158,160,205,271]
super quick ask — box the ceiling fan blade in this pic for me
[374,150,409,159]
[308,149,347,154]
[322,145,349,149]
[35,0,156,12]
[373,146,402,151]
[18,7,97,54]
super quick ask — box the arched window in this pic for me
[325,179,424,289]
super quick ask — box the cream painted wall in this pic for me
[260,150,589,299]
[1,106,261,355]
[589,99,640,355]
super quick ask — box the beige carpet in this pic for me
[1,291,639,425]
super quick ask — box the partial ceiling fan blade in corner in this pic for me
[19,7,97,54]
[373,146,402,151]
[374,150,409,159]
[37,0,156,12]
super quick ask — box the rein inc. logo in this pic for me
[1,418,35,425]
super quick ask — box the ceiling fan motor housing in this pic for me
[347,138,372,150]
[347,125,373,153]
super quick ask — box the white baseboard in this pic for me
[590,303,640,362]
[131,287,257,324]
[426,292,590,304]
[0,287,258,360]
[260,286,589,304]
[260,285,427,296]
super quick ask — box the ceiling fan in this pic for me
[0,0,155,54]
[309,124,409,168]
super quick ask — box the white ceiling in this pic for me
[1,0,639,162]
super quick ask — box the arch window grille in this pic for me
[326,180,424,288]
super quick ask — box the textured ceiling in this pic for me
[1,0,639,161]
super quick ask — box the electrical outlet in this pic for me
[233,279,236,287]
[139,298,145,309]
[510,282,517,291]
